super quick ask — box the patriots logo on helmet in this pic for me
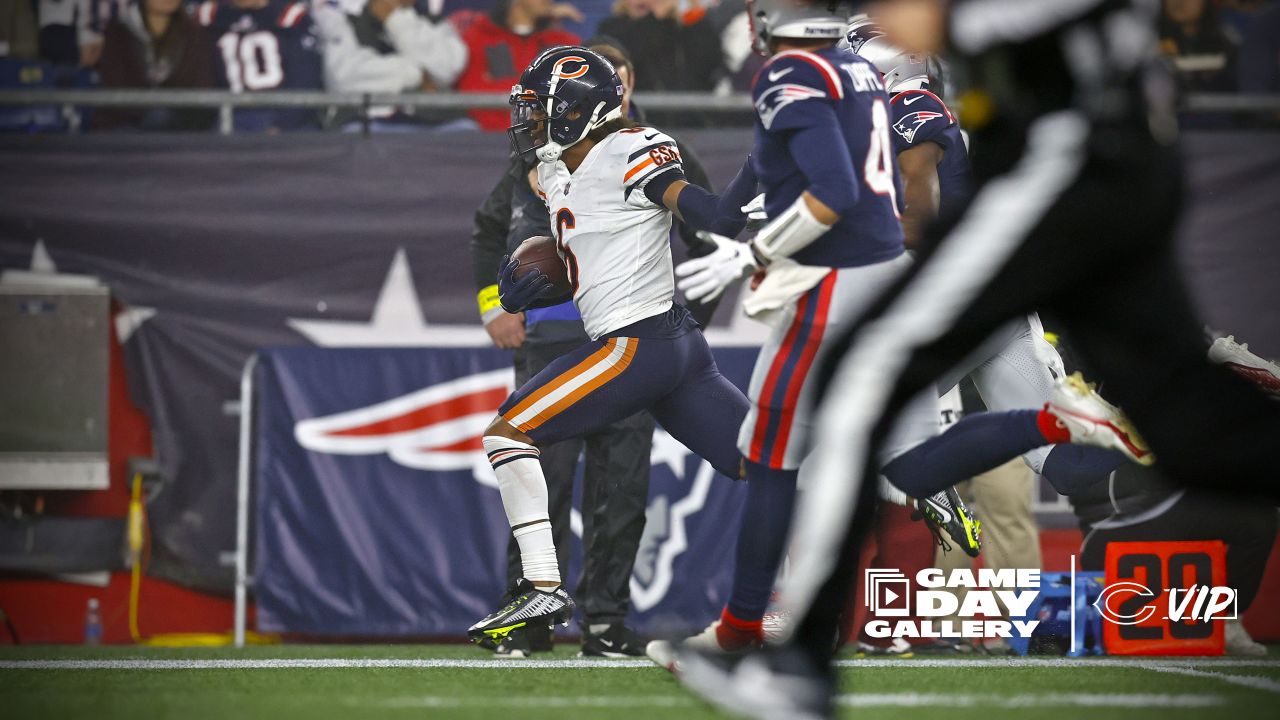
[893,110,944,144]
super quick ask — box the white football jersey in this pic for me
[536,127,684,339]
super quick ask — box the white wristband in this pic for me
[749,195,833,264]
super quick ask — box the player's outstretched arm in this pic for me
[645,157,759,239]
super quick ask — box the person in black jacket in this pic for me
[468,43,720,658]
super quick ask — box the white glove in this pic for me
[675,231,759,302]
[741,193,768,231]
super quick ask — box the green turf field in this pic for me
[3,644,1278,720]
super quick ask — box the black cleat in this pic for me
[491,626,534,658]
[580,623,646,658]
[467,578,575,646]
[915,487,982,558]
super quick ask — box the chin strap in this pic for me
[537,101,621,164]
[537,142,564,163]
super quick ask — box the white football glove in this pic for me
[741,193,768,231]
[675,231,759,302]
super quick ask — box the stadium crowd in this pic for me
[1,0,1278,131]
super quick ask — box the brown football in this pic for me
[511,235,572,297]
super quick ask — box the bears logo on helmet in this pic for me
[551,55,590,81]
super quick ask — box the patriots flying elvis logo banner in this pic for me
[253,346,756,636]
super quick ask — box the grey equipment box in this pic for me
[0,284,110,489]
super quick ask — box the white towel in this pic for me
[741,258,831,326]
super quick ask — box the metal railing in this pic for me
[0,89,755,134]
[1,89,1276,135]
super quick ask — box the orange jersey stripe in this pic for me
[624,157,654,182]
[521,339,638,431]
[504,339,618,421]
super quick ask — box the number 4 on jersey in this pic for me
[865,99,900,219]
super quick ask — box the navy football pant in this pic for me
[504,338,656,628]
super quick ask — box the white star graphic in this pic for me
[2,240,156,342]
[650,429,695,480]
[287,248,487,347]
[30,238,56,272]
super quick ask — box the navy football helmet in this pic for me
[509,46,625,164]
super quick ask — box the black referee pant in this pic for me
[782,110,1280,669]
[507,338,655,630]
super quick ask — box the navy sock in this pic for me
[727,461,798,621]
[881,409,1047,498]
[1041,445,1128,495]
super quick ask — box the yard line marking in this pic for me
[0,658,654,670]
[838,692,1224,708]
[1,657,1277,671]
[1136,664,1280,694]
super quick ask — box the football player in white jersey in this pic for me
[468,46,761,644]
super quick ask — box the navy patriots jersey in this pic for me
[750,46,904,268]
[889,89,971,217]
[197,0,323,131]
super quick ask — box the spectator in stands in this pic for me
[595,0,723,126]
[454,0,581,131]
[313,0,465,93]
[1219,0,1272,39]
[1,0,39,59]
[1240,1,1280,93]
[196,0,324,132]
[1159,0,1239,93]
[39,0,120,66]
[595,0,723,93]
[705,0,764,94]
[312,0,468,130]
[93,0,216,130]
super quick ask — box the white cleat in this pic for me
[1209,335,1280,396]
[1224,619,1268,656]
[645,639,681,674]
[645,619,762,675]
[1045,373,1154,466]
[761,609,791,646]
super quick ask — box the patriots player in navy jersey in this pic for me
[846,18,1141,495]
[662,0,1149,682]
[197,0,324,132]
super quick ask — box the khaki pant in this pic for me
[934,458,1042,620]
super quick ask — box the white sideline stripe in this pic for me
[0,658,653,670]
[1137,664,1280,694]
[838,693,1224,708]
[1,657,1277,671]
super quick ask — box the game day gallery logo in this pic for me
[863,568,1042,639]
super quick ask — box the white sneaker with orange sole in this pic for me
[1044,373,1154,465]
